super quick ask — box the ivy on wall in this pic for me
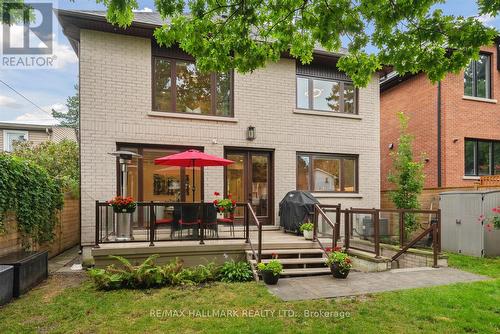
[0,154,63,249]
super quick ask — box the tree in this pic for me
[93,0,499,87]
[52,84,79,130]
[388,112,425,235]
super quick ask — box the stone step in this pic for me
[250,258,326,265]
[281,267,331,276]
[246,248,324,256]
[347,248,391,263]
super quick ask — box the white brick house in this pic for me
[57,10,380,260]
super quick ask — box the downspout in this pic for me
[437,81,442,188]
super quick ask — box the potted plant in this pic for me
[108,196,137,241]
[257,257,283,285]
[213,192,236,219]
[299,222,314,240]
[325,246,352,279]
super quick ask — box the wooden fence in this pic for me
[0,195,80,258]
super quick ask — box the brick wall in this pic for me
[79,30,381,256]
[0,196,80,258]
[381,44,500,191]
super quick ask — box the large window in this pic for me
[464,53,491,99]
[297,76,356,114]
[153,57,232,116]
[297,153,357,192]
[3,130,28,152]
[465,139,500,176]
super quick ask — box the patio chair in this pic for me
[217,213,235,237]
[179,203,201,239]
[153,205,180,240]
[202,204,218,238]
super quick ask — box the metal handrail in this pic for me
[246,203,262,263]
[313,203,341,254]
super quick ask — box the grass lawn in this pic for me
[0,254,498,334]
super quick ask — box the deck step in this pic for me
[246,248,324,256]
[281,267,331,276]
[347,248,392,263]
[250,258,326,265]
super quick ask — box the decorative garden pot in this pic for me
[303,230,313,240]
[116,212,133,241]
[330,263,349,279]
[261,270,280,285]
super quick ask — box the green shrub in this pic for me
[88,256,219,290]
[217,260,253,282]
[257,260,283,276]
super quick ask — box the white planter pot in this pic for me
[116,212,133,241]
[303,230,313,240]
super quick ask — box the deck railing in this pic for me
[246,203,262,263]
[314,205,442,267]
[94,201,253,247]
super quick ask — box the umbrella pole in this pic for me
[192,160,195,202]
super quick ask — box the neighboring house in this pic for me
[56,9,381,260]
[0,122,77,152]
[380,44,500,194]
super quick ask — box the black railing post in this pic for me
[95,201,100,248]
[149,202,155,247]
[199,201,205,245]
[245,204,250,243]
[104,204,109,241]
[335,203,341,246]
[344,209,350,251]
[373,208,380,258]
[258,223,262,264]
[437,209,442,253]
[432,219,438,268]
[313,205,318,241]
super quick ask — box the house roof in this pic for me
[0,122,52,131]
[54,9,349,58]
[379,71,418,93]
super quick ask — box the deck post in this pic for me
[373,209,380,258]
[399,211,405,248]
[258,223,262,264]
[95,201,100,248]
[437,209,442,253]
[344,209,350,251]
[199,201,205,245]
[104,205,109,241]
[432,219,438,268]
[245,204,250,243]
[149,202,155,247]
[335,203,341,247]
[313,205,318,241]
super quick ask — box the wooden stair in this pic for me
[246,248,330,281]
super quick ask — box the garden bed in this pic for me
[0,250,48,297]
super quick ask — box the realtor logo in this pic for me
[1,1,55,68]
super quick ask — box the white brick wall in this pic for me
[79,30,380,247]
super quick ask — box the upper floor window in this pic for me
[297,153,358,192]
[465,138,500,176]
[153,57,232,117]
[296,62,357,114]
[3,130,27,152]
[464,54,491,99]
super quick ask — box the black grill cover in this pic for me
[279,191,319,231]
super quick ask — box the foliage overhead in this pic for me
[0,154,63,248]
[92,0,499,87]
[388,112,425,234]
[52,84,79,130]
[12,139,79,197]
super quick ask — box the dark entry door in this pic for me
[225,150,273,225]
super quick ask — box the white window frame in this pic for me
[3,130,28,152]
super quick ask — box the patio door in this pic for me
[225,149,273,225]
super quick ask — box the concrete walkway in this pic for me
[48,246,83,274]
[267,267,489,301]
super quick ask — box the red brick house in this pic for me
[380,44,500,197]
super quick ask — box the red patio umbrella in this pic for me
[154,149,233,201]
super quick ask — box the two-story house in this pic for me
[56,9,381,262]
[380,44,500,208]
[0,122,76,152]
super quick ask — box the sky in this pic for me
[0,0,498,125]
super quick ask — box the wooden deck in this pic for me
[91,229,320,267]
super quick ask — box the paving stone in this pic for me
[266,268,489,301]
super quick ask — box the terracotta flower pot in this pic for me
[261,270,280,285]
[330,263,350,279]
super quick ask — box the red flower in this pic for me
[220,207,225,212]
[213,199,218,205]
[325,247,332,252]
[231,200,236,205]
[333,246,342,252]
[228,194,232,199]
[493,207,498,213]
[214,192,220,196]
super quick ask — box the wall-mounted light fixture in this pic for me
[388,143,394,150]
[247,126,256,141]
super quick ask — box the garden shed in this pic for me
[440,190,500,257]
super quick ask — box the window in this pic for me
[297,153,358,192]
[464,54,491,99]
[152,57,232,116]
[296,76,356,114]
[465,139,500,176]
[3,130,28,152]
